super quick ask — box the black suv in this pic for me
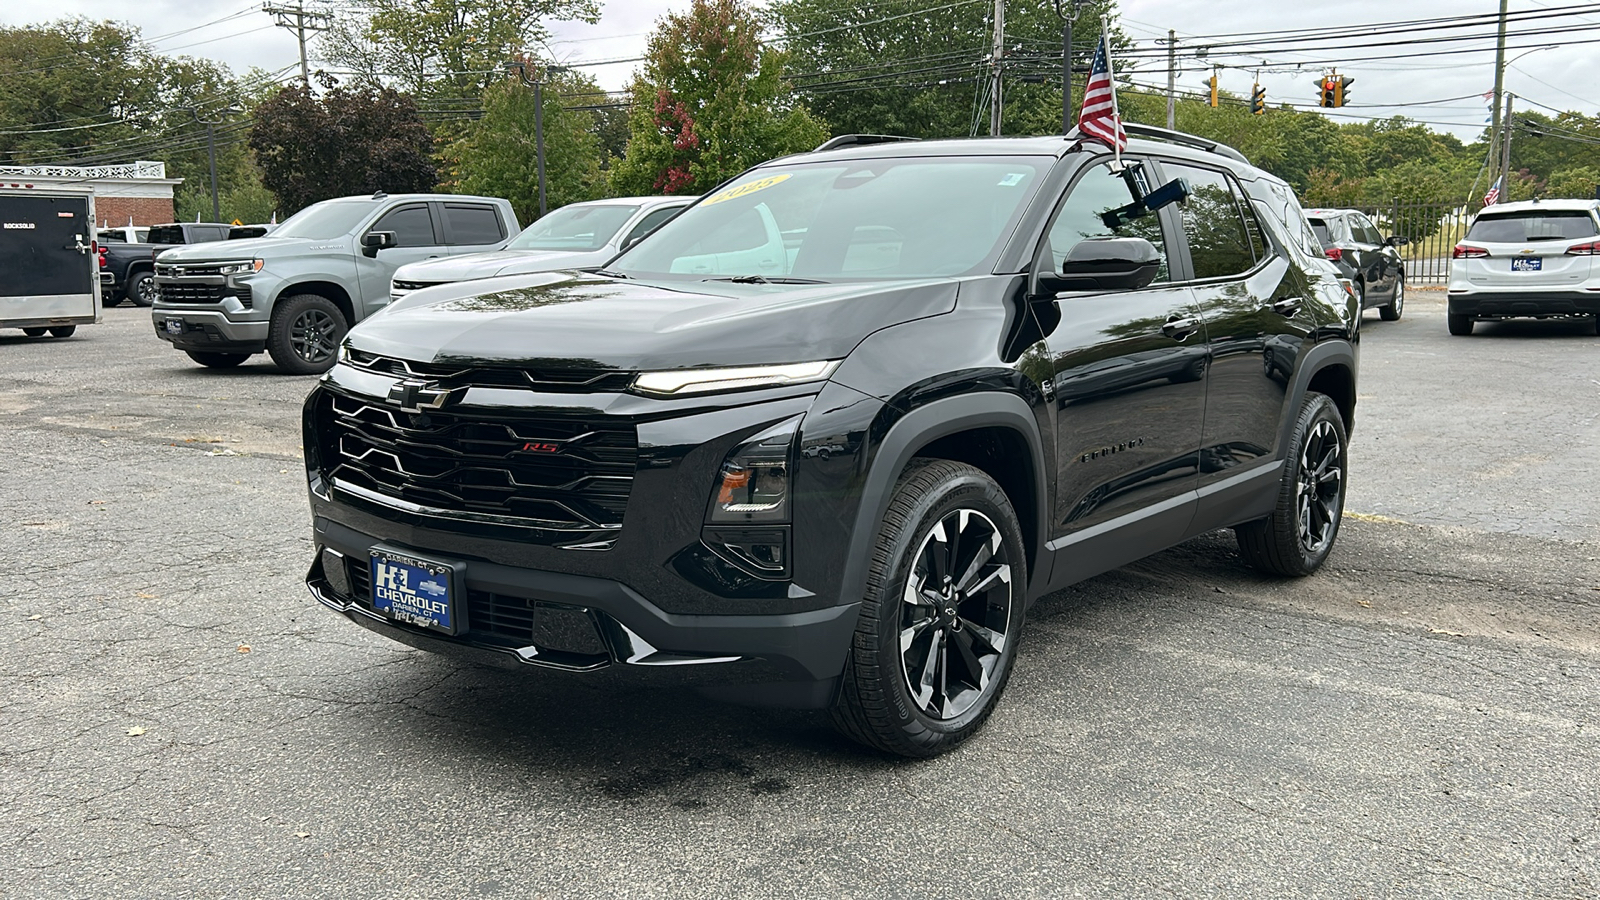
[302,126,1359,757]
[1304,208,1407,320]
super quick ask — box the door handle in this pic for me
[1162,315,1200,341]
[1270,297,1301,317]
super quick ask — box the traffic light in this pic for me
[1334,75,1353,108]
[1317,77,1336,108]
[1208,73,1219,108]
[1251,83,1266,115]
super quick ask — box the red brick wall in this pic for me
[95,196,176,228]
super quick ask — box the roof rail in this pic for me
[1068,123,1250,165]
[814,134,921,152]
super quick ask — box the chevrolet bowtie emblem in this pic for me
[386,379,455,411]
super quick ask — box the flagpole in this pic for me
[1102,15,1122,171]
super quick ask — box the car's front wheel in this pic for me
[831,459,1027,758]
[1235,392,1347,577]
[267,294,346,375]
[1379,272,1404,321]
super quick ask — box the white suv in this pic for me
[1448,199,1600,335]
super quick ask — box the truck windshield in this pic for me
[506,205,638,252]
[271,200,378,241]
[608,156,1049,281]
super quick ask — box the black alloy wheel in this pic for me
[831,459,1027,757]
[267,294,347,375]
[1379,272,1404,321]
[1236,392,1347,576]
[128,271,157,307]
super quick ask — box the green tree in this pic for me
[451,66,606,223]
[320,0,599,101]
[609,0,825,196]
[249,80,437,214]
[1543,165,1600,200]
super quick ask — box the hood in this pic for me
[349,272,958,372]
[393,248,609,284]
[157,236,342,262]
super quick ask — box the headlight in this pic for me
[218,259,264,276]
[708,415,801,524]
[632,360,839,396]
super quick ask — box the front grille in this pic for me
[391,279,442,293]
[339,555,609,663]
[157,282,226,304]
[318,390,637,535]
[157,264,227,278]
[344,349,634,392]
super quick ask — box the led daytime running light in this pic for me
[633,360,839,396]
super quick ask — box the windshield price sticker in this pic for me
[703,174,792,206]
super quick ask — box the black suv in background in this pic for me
[1304,208,1407,320]
[302,126,1360,757]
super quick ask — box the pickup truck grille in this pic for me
[391,279,442,294]
[344,349,634,393]
[316,390,637,536]
[157,282,224,303]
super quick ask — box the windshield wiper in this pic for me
[704,275,829,284]
[594,269,630,278]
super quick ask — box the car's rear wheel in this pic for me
[831,459,1027,758]
[267,294,346,375]
[127,270,157,307]
[21,327,47,337]
[1379,272,1404,321]
[48,326,75,338]
[1447,313,1473,336]
[1236,392,1347,577]
[186,350,251,369]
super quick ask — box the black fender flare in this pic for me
[1278,338,1357,453]
[838,392,1051,610]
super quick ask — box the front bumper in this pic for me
[152,307,268,352]
[1447,289,1600,318]
[307,516,857,708]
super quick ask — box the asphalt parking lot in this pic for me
[5,292,1599,898]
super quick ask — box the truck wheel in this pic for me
[22,327,48,337]
[186,350,250,369]
[48,326,76,338]
[127,271,157,307]
[1235,392,1347,577]
[267,294,346,375]
[830,459,1027,758]
[1447,313,1473,335]
[102,292,122,308]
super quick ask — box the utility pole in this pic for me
[1500,92,1516,201]
[1486,0,1510,189]
[1165,30,1177,130]
[509,62,568,218]
[990,0,1005,136]
[264,1,331,87]
[182,107,237,222]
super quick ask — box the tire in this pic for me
[267,294,347,375]
[1378,272,1403,321]
[830,459,1028,758]
[186,350,251,369]
[1447,313,1473,336]
[1235,392,1348,577]
[21,327,48,337]
[48,326,76,338]
[127,270,157,307]
[1354,280,1366,311]
[1592,314,1600,336]
[101,292,121,308]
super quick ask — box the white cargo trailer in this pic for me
[1,186,102,337]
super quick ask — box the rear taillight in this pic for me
[1453,244,1489,259]
[1324,247,1342,262]
[96,244,106,267]
[1565,241,1600,256]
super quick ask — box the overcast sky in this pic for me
[2,0,1594,143]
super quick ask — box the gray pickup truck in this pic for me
[151,192,518,373]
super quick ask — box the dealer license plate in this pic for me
[370,548,459,634]
[164,319,184,335]
[1511,257,1542,272]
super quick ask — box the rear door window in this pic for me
[443,204,506,246]
[1163,163,1257,280]
[1467,211,1599,242]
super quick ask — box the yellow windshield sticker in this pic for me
[702,173,792,205]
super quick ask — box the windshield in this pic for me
[270,200,379,241]
[506,204,638,251]
[1466,210,1599,243]
[610,157,1050,281]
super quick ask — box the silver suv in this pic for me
[151,192,519,373]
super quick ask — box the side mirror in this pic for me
[361,231,397,257]
[1036,236,1163,294]
[1383,235,1410,247]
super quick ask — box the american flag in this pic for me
[1483,176,1502,206]
[1077,33,1126,151]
